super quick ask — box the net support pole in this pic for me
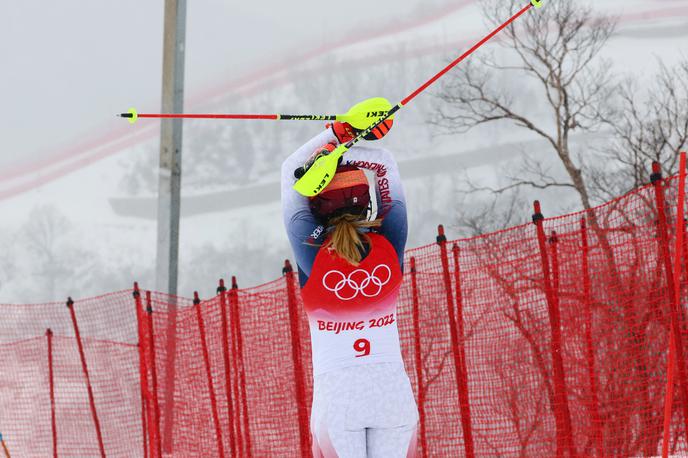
[218,280,237,458]
[145,292,163,458]
[46,329,58,458]
[230,276,253,457]
[532,203,574,458]
[228,278,244,458]
[133,284,150,458]
[410,257,428,458]
[682,215,688,288]
[451,243,474,456]
[547,232,575,456]
[652,160,688,447]
[283,260,311,458]
[66,298,106,458]
[683,213,688,286]
[194,293,226,458]
[662,328,677,458]
[436,225,474,458]
[140,374,148,458]
[657,154,688,457]
[580,219,604,456]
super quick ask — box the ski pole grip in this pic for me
[294,167,306,179]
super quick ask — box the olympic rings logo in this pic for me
[322,264,392,301]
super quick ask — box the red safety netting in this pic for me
[0,334,141,457]
[0,167,687,457]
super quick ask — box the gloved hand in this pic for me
[329,121,357,144]
[293,142,341,179]
[328,119,393,144]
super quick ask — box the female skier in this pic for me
[281,119,419,458]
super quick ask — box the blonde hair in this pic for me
[327,214,382,265]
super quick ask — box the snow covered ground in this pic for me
[1,0,687,303]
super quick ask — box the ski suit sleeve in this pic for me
[379,170,408,270]
[281,129,337,287]
[342,146,408,270]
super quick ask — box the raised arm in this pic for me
[282,129,408,283]
[281,129,337,286]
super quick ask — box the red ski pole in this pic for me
[119,110,329,122]
[121,0,541,130]
[294,0,541,196]
[118,97,392,129]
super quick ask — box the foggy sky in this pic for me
[1,0,442,169]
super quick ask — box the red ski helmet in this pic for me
[308,165,379,223]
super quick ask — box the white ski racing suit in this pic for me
[281,129,418,458]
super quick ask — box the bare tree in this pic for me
[20,205,75,300]
[452,180,531,237]
[431,0,617,211]
[429,2,688,455]
[591,59,688,202]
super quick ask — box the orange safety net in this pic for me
[0,170,687,457]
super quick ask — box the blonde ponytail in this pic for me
[327,214,382,265]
